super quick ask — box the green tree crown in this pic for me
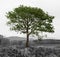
[6,5,54,34]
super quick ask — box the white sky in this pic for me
[0,0,60,39]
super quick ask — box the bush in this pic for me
[0,46,60,57]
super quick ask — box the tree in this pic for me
[6,5,54,47]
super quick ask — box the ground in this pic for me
[0,44,60,57]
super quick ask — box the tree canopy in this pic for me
[6,5,54,47]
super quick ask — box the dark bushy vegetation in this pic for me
[0,46,59,57]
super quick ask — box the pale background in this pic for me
[0,0,60,39]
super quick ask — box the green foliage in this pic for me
[6,5,54,35]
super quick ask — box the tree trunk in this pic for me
[26,18,29,47]
[26,33,29,47]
